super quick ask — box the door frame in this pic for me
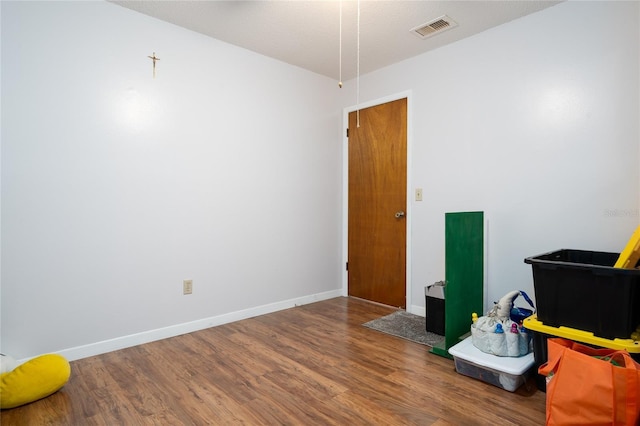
[341,90,413,311]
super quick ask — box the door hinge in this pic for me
[346,262,349,271]
[346,128,349,138]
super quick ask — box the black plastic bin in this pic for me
[525,249,640,340]
[531,329,550,392]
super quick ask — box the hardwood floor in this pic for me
[1,297,546,425]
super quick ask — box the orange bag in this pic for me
[539,338,640,426]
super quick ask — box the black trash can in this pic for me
[425,281,445,335]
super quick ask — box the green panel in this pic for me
[431,211,484,358]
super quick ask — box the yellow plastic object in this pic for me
[0,354,71,409]
[614,225,640,269]
[523,315,640,353]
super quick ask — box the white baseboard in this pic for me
[409,304,426,317]
[53,289,343,363]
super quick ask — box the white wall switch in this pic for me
[183,279,193,295]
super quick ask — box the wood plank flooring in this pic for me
[1,297,546,425]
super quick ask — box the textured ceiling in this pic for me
[111,1,562,82]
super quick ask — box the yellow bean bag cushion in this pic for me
[0,354,71,409]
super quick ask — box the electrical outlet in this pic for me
[415,188,423,201]
[183,279,193,295]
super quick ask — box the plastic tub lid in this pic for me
[448,336,534,376]
[523,315,640,352]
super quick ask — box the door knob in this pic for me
[395,211,405,219]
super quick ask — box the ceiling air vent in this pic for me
[410,15,458,39]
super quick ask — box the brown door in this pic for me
[348,98,407,308]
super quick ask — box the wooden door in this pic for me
[348,98,407,308]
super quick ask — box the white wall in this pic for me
[1,1,343,360]
[2,0,639,361]
[341,0,640,313]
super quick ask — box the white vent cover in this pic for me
[410,15,458,39]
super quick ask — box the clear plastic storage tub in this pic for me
[448,336,534,392]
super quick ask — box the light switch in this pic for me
[415,188,423,201]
